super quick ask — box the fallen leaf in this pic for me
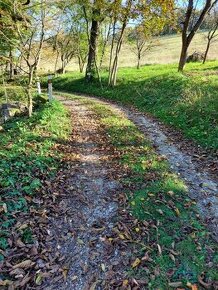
[18,223,28,230]
[35,274,43,285]
[168,281,183,287]
[3,203,7,213]
[119,234,125,240]
[132,258,141,268]
[16,239,25,248]
[122,279,129,286]
[90,281,99,290]
[169,253,176,262]
[9,268,25,276]
[0,280,13,286]
[187,282,198,289]
[198,275,212,289]
[167,191,174,196]
[132,278,139,285]
[12,259,35,269]
[157,209,164,215]
[175,208,180,216]
[18,274,31,287]
[62,267,69,281]
[101,263,106,272]
[77,238,84,245]
[157,244,162,255]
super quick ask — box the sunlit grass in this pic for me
[48,61,218,150]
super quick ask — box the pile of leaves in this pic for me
[0,101,71,288]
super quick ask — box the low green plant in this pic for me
[0,100,71,255]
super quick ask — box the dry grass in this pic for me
[38,31,218,73]
[113,31,218,67]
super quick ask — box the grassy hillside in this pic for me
[48,61,218,150]
[38,31,218,73]
[108,31,218,68]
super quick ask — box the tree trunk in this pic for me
[33,58,40,76]
[203,39,211,64]
[9,49,14,80]
[27,66,34,117]
[178,37,188,72]
[54,51,59,74]
[108,19,116,85]
[99,22,111,70]
[27,85,33,117]
[85,8,99,81]
[108,0,132,86]
[108,23,126,86]
[28,65,34,85]
[78,55,85,73]
[137,53,141,69]
[61,60,66,74]
[178,0,214,72]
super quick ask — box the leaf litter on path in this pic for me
[1,95,217,289]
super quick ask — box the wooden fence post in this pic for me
[48,75,53,102]
[36,77,41,95]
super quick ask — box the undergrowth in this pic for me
[0,101,71,260]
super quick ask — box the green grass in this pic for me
[47,61,218,151]
[60,93,218,289]
[0,85,27,105]
[0,100,71,261]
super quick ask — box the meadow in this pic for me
[38,31,218,73]
[47,61,218,151]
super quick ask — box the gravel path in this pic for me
[63,94,218,241]
[45,99,127,289]
[125,109,218,240]
[45,94,217,289]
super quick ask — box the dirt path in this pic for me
[44,99,129,289]
[124,109,218,240]
[43,94,217,289]
[57,94,218,241]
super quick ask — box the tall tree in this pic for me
[128,24,159,69]
[178,0,218,72]
[108,0,132,87]
[0,0,29,79]
[85,1,100,81]
[52,31,76,73]
[84,0,109,81]
[203,5,218,63]
[108,0,174,86]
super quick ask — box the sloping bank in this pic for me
[0,101,71,288]
[44,62,218,151]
